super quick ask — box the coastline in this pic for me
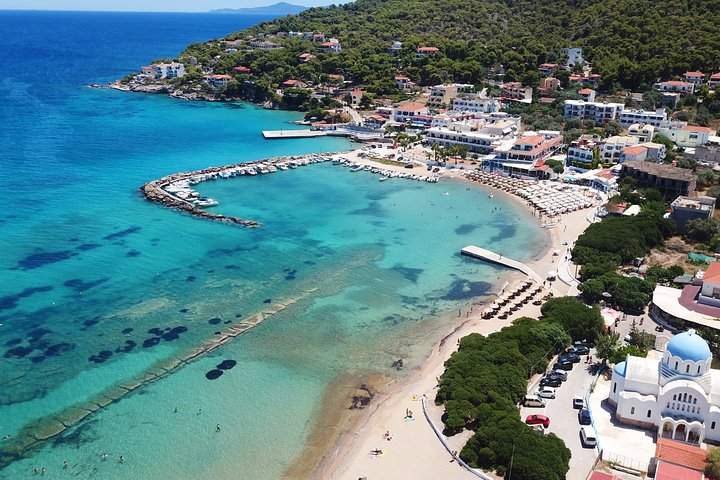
[287,173,592,480]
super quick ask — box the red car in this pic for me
[525,414,550,428]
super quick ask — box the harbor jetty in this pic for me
[461,245,543,283]
[262,129,328,139]
[141,152,439,224]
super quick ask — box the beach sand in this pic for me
[290,163,595,480]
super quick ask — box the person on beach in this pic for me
[216,424,221,433]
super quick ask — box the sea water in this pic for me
[0,11,547,479]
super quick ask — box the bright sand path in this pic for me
[320,198,593,480]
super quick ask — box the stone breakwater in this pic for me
[0,290,316,468]
[140,153,337,226]
[141,152,440,225]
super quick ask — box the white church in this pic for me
[609,329,720,444]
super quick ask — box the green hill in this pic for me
[179,0,720,94]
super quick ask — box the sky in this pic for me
[0,0,350,12]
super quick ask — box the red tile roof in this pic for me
[711,73,720,80]
[683,125,714,134]
[656,462,703,480]
[578,88,594,95]
[663,80,693,87]
[417,46,439,53]
[396,101,427,112]
[705,263,720,283]
[588,472,618,480]
[656,438,707,472]
[516,135,544,146]
[624,145,648,156]
[685,71,705,77]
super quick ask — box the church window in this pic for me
[675,361,679,369]
[686,365,690,373]
[673,394,676,401]
[694,398,698,405]
[698,365,702,374]
[613,383,616,393]
[713,422,716,430]
[647,409,651,418]
[631,407,635,415]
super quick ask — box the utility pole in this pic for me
[506,441,516,479]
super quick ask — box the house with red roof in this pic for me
[651,438,706,480]
[654,80,695,95]
[416,46,439,58]
[578,88,596,102]
[391,101,428,123]
[501,82,533,103]
[394,75,415,91]
[204,74,232,89]
[538,63,558,76]
[298,53,316,63]
[281,79,308,89]
[488,131,563,177]
[684,71,706,86]
[319,38,342,54]
[233,66,251,74]
[709,73,720,89]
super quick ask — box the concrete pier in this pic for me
[262,129,327,139]
[461,245,542,283]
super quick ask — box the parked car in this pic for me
[551,369,568,381]
[578,408,591,425]
[572,345,590,355]
[404,163,414,169]
[655,325,665,332]
[573,395,585,409]
[523,395,546,408]
[580,426,597,447]
[525,414,550,428]
[536,387,556,399]
[540,377,562,388]
[560,352,581,363]
[555,360,573,371]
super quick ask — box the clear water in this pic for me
[0,11,547,479]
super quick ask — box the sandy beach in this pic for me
[290,154,596,480]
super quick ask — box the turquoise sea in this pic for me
[0,11,547,479]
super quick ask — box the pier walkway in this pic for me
[262,129,327,139]
[461,245,542,283]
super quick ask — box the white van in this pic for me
[580,426,597,447]
[523,395,546,408]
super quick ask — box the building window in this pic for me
[647,409,651,418]
[713,422,716,430]
[694,398,698,405]
[683,393,688,402]
[675,361,679,369]
[631,407,635,415]
[698,365,701,374]
[687,365,690,373]
[613,383,616,393]
[673,394,676,401]
[667,402,670,408]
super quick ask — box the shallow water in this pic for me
[0,11,548,480]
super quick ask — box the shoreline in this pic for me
[290,173,593,479]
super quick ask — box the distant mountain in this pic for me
[211,2,308,15]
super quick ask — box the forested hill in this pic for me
[181,0,720,92]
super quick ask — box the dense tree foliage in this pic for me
[178,0,720,97]
[436,297,607,479]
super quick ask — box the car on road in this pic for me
[560,352,581,363]
[536,387,556,399]
[404,164,414,169]
[551,369,568,381]
[525,414,550,428]
[571,345,590,355]
[573,395,585,409]
[523,395,546,408]
[555,360,573,371]
[580,426,597,447]
[655,325,665,332]
[540,376,562,388]
[578,408,591,425]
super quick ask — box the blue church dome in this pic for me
[667,330,711,362]
[614,361,627,377]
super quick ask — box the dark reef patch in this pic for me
[185,275,196,282]
[88,350,113,363]
[76,243,101,252]
[216,359,236,370]
[103,226,141,241]
[142,337,161,348]
[205,369,224,380]
[4,338,22,347]
[116,340,137,353]
[18,250,76,270]
[392,264,424,284]
[52,419,99,449]
[263,298,272,304]
[179,308,189,313]
[208,317,221,325]
[44,342,74,357]
[82,318,99,328]
[126,250,141,257]
[488,223,517,243]
[4,345,33,359]
[0,285,53,311]
[440,278,493,301]
[121,327,134,335]
[349,201,385,218]
[454,223,480,235]
[64,277,109,293]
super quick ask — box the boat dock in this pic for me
[262,129,327,139]
[461,245,542,283]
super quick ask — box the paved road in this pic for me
[521,357,599,480]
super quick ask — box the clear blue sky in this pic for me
[0,0,349,12]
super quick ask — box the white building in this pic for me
[600,135,639,162]
[564,100,625,124]
[391,101,428,123]
[609,330,720,444]
[618,108,667,127]
[564,47,584,67]
[149,62,185,80]
[424,113,521,154]
[628,123,656,143]
[452,92,499,113]
[657,124,717,148]
[654,81,695,95]
[427,83,473,108]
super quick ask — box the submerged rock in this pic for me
[205,369,223,380]
[216,359,236,370]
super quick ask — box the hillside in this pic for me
[210,2,307,15]
[178,0,720,95]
